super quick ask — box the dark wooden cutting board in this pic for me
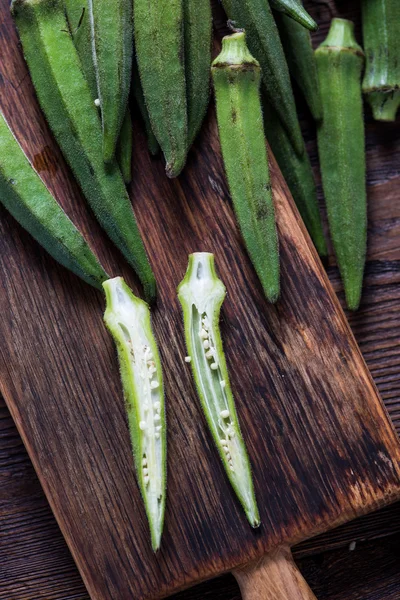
[1,3,400,599]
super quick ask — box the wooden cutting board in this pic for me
[1,3,400,599]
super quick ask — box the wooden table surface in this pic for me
[0,1,399,599]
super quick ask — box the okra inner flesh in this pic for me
[103,278,165,550]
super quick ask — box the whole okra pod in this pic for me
[134,0,188,177]
[263,99,327,257]
[222,0,304,156]
[103,277,166,551]
[0,111,108,289]
[178,253,260,527]
[183,0,212,148]
[212,32,280,303]
[88,0,133,162]
[361,0,400,121]
[275,8,323,123]
[12,0,156,302]
[316,19,366,311]
[269,0,317,31]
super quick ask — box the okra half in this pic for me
[178,253,260,527]
[103,277,166,551]
[361,0,400,121]
[269,0,317,31]
[134,0,188,177]
[12,0,156,302]
[0,111,108,289]
[183,0,212,148]
[316,19,366,310]
[88,0,133,162]
[212,32,280,303]
[222,0,304,156]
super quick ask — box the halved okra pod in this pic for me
[178,253,260,527]
[12,0,156,302]
[103,277,166,551]
[275,7,323,123]
[87,0,133,162]
[212,32,280,303]
[361,0,400,121]
[262,99,327,257]
[269,0,317,31]
[222,0,304,156]
[134,0,188,177]
[0,111,108,289]
[183,0,212,148]
[316,19,366,311]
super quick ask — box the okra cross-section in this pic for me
[178,253,260,527]
[103,278,166,551]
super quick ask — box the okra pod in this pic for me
[316,19,366,311]
[269,0,317,31]
[263,99,327,257]
[0,111,108,289]
[134,0,188,177]
[116,108,133,185]
[87,0,133,162]
[103,277,166,551]
[178,253,260,527]
[212,32,280,303]
[222,0,304,156]
[12,0,156,302]
[183,0,212,148]
[276,9,323,122]
[132,60,160,157]
[65,0,97,100]
[361,0,400,121]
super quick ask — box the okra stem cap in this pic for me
[319,18,363,53]
[212,32,259,68]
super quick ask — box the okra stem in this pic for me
[178,253,260,528]
[316,19,366,310]
[103,278,166,551]
[212,32,280,303]
[269,0,317,31]
[0,111,108,289]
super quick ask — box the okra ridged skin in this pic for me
[361,0,400,121]
[103,278,166,551]
[183,0,212,148]
[316,19,366,311]
[134,0,188,177]
[178,253,260,528]
[212,32,280,303]
[263,99,327,257]
[132,60,160,157]
[222,0,304,157]
[116,108,133,185]
[65,0,97,99]
[88,0,133,162]
[276,9,323,123]
[12,0,156,302]
[0,112,108,289]
[269,0,317,31]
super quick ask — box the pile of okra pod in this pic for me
[0,0,399,550]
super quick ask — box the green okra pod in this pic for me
[222,0,304,156]
[87,0,133,162]
[12,0,156,302]
[262,99,327,257]
[316,19,366,311]
[178,253,260,528]
[132,60,160,157]
[103,277,166,551]
[269,0,317,31]
[275,8,323,122]
[134,0,188,177]
[116,108,133,185]
[0,111,108,289]
[212,32,280,303]
[183,0,212,148]
[361,0,400,121]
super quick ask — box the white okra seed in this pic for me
[205,350,213,359]
[142,458,147,466]
[139,421,147,430]
[210,362,218,370]
[203,340,210,349]
[154,414,161,422]
[150,380,159,389]
[144,475,150,484]
[220,380,226,388]
[200,328,208,339]
[185,356,192,363]
[143,467,149,476]
[221,439,228,446]
[153,401,161,410]
[220,409,230,418]
[155,433,160,439]
[156,425,162,432]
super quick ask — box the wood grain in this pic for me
[0,1,400,599]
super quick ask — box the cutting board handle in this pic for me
[232,546,317,600]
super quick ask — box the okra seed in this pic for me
[154,414,161,422]
[150,380,159,389]
[142,458,147,466]
[205,350,213,359]
[139,421,147,430]
[143,467,149,476]
[210,362,218,370]
[203,340,210,349]
[144,475,150,485]
[220,409,230,419]
[200,328,208,339]
[154,401,161,410]
[221,439,228,446]
[156,425,162,432]
[185,356,192,363]
[220,380,226,388]
[155,433,160,440]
